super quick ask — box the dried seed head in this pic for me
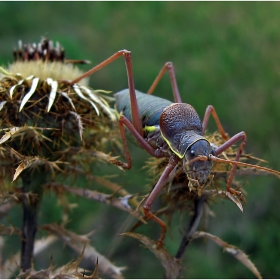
[0,37,119,186]
[14,37,65,63]
[6,37,89,85]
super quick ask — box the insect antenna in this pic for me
[209,155,280,177]
[186,155,208,165]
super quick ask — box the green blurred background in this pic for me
[0,2,280,278]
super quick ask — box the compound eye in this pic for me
[190,150,196,158]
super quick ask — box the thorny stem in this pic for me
[20,168,49,271]
[175,193,209,259]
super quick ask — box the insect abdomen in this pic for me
[115,89,172,127]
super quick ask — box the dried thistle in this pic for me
[123,131,273,278]
[0,37,120,272]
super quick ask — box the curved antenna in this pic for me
[209,155,280,178]
[185,155,208,166]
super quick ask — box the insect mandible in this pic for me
[69,50,280,247]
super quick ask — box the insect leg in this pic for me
[69,50,143,136]
[70,50,130,85]
[113,114,165,169]
[147,62,182,103]
[215,131,247,199]
[202,105,230,140]
[143,154,179,247]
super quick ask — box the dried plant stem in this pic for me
[1,235,58,279]
[193,231,262,279]
[175,193,209,259]
[20,168,50,271]
[42,224,124,278]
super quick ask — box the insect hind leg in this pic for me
[147,62,182,103]
[67,50,143,137]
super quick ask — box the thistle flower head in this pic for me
[0,37,118,185]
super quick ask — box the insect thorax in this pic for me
[159,103,205,158]
[144,125,172,156]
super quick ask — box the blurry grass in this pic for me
[0,2,280,278]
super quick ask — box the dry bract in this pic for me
[0,59,117,186]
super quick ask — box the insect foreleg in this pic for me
[215,131,247,198]
[114,115,165,169]
[147,62,182,103]
[202,105,230,140]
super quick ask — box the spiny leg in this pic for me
[202,105,230,140]
[114,114,165,169]
[143,154,179,248]
[117,115,179,247]
[122,52,143,136]
[215,131,247,200]
[69,50,143,136]
[147,62,182,103]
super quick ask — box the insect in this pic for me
[69,50,280,247]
